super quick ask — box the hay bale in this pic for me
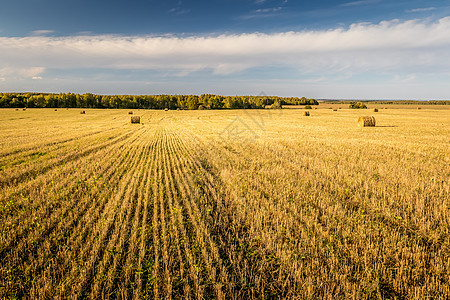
[373,108,379,112]
[303,111,310,116]
[15,108,19,111]
[54,109,58,111]
[128,111,133,115]
[417,107,421,110]
[131,116,140,124]
[358,116,376,127]
[333,108,338,111]
[23,108,27,111]
[80,110,85,114]
[164,108,169,111]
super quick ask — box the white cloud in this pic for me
[253,7,283,13]
[31,30,55,36]
[406,7,436,13]
[299,76,328,83]
[0,17,449,78]
[340,0,380,7]
[168,8,190,15]
[168,1,190,16]
[0,67,45,80]
[393,73,417,83]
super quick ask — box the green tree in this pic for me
[187,95,200,110]
[349,102,367,109]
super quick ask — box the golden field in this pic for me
[0,107,449,299]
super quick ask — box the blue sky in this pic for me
[1,0,450,99]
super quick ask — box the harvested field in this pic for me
[0,108,449,299]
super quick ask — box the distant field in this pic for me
[286,103,450,110]
[0,107,449,299]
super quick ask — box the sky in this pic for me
[1,0,450,99]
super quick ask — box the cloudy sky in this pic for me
[1,0,449,99]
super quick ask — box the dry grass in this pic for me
[0,107,448,299]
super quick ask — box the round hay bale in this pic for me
[303,111,310,116]
[80,110,85,114]
[373,108,378,112]
[333,108,338,111]
[131,116,141,124]
[128,111,133,115]
[358,116,376,127]
[164,108,169,111]
[23,108,27,111]
[15,108,19,111]
[54,109,58,111]
[417,107,421,110]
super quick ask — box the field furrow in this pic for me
[0,128,144,261]
[79,132,151,299]
[166,129,231,298]
[0,127,144,246]
[0,129,148,298]
[35,135,144,298]
[134,138,156,299]
[0,125,123,167]
[121,140,157,298]
[0,129,135,188]
[160,129,192,299]
[149,129,162,299]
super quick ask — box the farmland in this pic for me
[0,107,449,299]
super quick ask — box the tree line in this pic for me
[0,93,318,109]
